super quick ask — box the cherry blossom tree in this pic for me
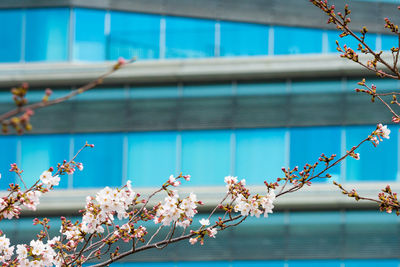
[0,1,397,265]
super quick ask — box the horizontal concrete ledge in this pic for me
[9,182,400,217]
[0,54,386,88]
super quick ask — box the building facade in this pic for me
[1,0,400,266]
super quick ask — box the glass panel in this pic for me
[183,84,232,97]
[181,130,231,185]
[74,8,106,61]
[109,11,160,60]
[327,31,376,53]
[165,16,215,58]
[73,133,123,188]
[343,259,398,267]
[236,82,287,96]
[0,9,22,62]
[382,34,398,51]
[288,260,341,267]
[20,134,70,188]
[291,80,342,94]
[347,78,399,92]
[274,26,322,55]
[127,131,177,187]
[236,128,286,185]
[345,125,397,181]
[130,86,179,99]
[25,8,69,62]
[220,21,268,57]
[0,135,17,188]
[290,127,341,182]
[75,87,127,101]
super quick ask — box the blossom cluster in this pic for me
[234,191,275,218]
[79,180,136,235]
[154,190,200,228]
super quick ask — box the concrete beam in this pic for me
[13,182,399,217]
[0,54,384,88]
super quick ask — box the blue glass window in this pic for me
[235,129,286,185]
[73,133,123,188]
[0,9,22,62]
[274,26,323,55]
[183,84,232,97]
[25,8,69,62]
[327,31,376,53]
[109,11,160,60]
[345,125,397,181]
[127,132,177,187]
[74,8,106,61]
[232,261,284,267]
[347,78,399,92]
[0,136,17,188]
[288,260,341,267]
[165,16,215,58]
[130,86,179,99]
[343,259,398,267]
[181,130,231,185]
[290,127,341,182]
[291,80,343,94]
[220,21,268,57]
[381,34,398,51]
[236,82,287,96]
[20,134,70,188]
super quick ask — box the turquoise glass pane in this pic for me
[344,259,398,267]
[74,8,106,61]
[345,125,397,181]
[181,130,231,185]
[220,21,268,57]
[0,136,17,188]
[73,133,123,188]
[288,260,341,267]
[236,82,287,96]
[274,26,322,54]
[109,11,160,60]
[290,127,341,182]
[178,262,230,267]
[327,31,376,53]
[236,128,286,185]
[127,131,177,187]
[291,80,342,93]
[165,16,215,58]
[25,8,69,62]
[183,84,232,97]
[0,9,22,62]
[232,260,284,267]
[382,34,398,51]
[347,78,399,92]
[20,134,70,188]
[130,86,178,99]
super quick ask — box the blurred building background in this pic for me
[1,0,400,266]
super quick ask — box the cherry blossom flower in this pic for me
[199,218,210,226]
